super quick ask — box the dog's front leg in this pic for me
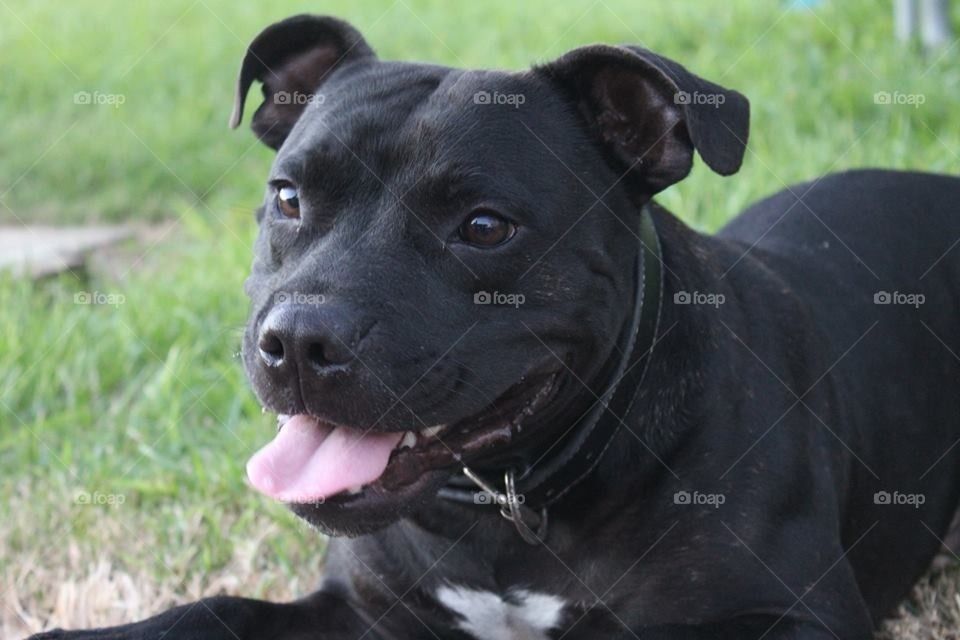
[568,618,868,640]
[26,591,373,640]
[649,619,866,640]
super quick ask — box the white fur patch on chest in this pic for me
[436,584,566,640]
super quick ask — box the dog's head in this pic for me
[233,15,748,535]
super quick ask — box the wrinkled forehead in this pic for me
[274,61,578,191]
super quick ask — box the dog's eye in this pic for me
[276,184,300,219]
[458,210,516,247]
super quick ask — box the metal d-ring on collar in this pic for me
[461,467,548,545]
[440,207,663,545]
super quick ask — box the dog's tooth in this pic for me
[346,485,364,495]
[421,424,445,438]
[399,431,417,449]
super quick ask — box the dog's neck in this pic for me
[408,202,736,548]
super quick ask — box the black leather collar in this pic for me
[438,206,664,544]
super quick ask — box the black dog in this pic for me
[33,14,960,640]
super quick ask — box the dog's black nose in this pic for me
[257,304,356,372]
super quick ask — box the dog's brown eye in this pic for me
[458,210,516,247]
[276,185,300,219]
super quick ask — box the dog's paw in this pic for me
[25,630,112,640]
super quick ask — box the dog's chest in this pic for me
[434,584,567,640]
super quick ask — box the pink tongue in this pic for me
[246,415,403,503]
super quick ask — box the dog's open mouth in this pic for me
[246,371,559,505]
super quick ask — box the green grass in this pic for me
[1,0,959,636]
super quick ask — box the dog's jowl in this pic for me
[33,14,960,640]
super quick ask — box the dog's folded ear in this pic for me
[229,15,376,150]
[537,45,749,194]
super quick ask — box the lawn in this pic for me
[1,0,958,637]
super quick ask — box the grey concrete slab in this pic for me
[0,226,135,278]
